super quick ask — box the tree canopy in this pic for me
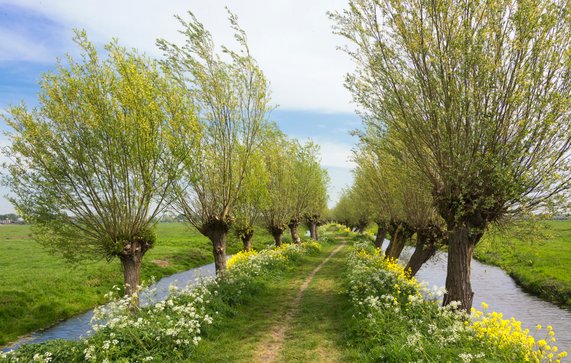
[2,31,198,297]
[158,10,273,272]
[332,0,571,310]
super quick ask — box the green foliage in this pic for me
[332,0,571,229]
[233,148,270,241]
[331,187,370,230]
[351,129,445,240]
[260,132,296,233]
[2,31,198,263]
[289,140,329,222]
[158,10,273,233]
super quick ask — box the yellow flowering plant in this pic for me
[345,243,567,362]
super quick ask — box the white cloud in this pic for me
[1,0,356,113]
[316,140,355,169]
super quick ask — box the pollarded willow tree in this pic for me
[332,187,371,232]
[351,157,389,247]
[304,169,329,241]
[233,149,269,251]
[288,141,329,243]
[303,145,330,241]
[2,32,198,299]
[262,132,296,247]
[352,128,447,274]
[158,11,273,273]
[351,129,409,252]
[332,0,571,310]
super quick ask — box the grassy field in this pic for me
[0,223,293,346]
[475,219,571,306]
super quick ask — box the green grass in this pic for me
[0,223,289,346]
[475,219,571,306]
[280,242,362,362]
[191,236,359,362]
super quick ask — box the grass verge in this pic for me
[192,238,345,362]
[0,223,295,346]
[0,241,321,362]
[344,237,567,362]
[475,220,571,306]
[279,239,363,362]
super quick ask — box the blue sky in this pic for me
[0,0,360,213]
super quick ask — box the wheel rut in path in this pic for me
[254,241,347,363]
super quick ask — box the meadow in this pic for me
[475,220,571,306]
[0,223,288,346]
[1,225,568,362]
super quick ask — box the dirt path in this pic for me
[253,241,347,363]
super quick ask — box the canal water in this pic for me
[2,262,217,352]
[395,243,571,352]
[4,242,571,353]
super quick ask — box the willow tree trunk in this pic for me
[240,230,254,252]
[385,225,403,258]
[289,220,301,244]
[375,226,387,249]
[209,229,228,274]
[119,240,149,306]
[442,226,479,311]
[270,226,284,247]
[198,222,229,274]
[386,226,412,260]
[313,223,319,240]
[405,233,437,277]
[309,221,318,240]
[384,225,399,257]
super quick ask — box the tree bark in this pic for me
[119,240,149,306]
[288,220,301,244]
[385,225,412,260]
[240,230,254,252]
[405,232,437,277]
[384,224,399,257]
[200,219,230,274]
[309,221,318,240]
[385,224,402,258]
[269,226,284,247]
[210,229,228,274]
[313,223,319,240]
[356,219,368,234]
[442,226,476,311]
[375,226,387,249]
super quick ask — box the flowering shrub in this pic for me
[226,242,321,275]
[0,241,321,363]
[345,243,568,362]
[227,250,259,270]
[471,307,568,362]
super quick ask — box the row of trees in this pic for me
[333,130,446,277]
[2,11,328,301]
[331,0,571,311]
